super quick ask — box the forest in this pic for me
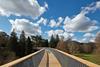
[0,30,100,65]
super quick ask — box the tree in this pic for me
[82,43,94,53]
[55,35,59,47]
[56,36,68,52]
[44,39,49,47]
[19,31,26,57]
[0,31,9,48]
[35,35,42,47]
[68,41,80,54]
[0,49,16,65]
[49,35,56,48]
[95,32,100,55]
[7,31,18,55]
[26,37,33,55]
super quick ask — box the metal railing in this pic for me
[0,48,100,67]
[51,48,100,67]
[0,49,45,67]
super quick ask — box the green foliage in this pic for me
[18,31,26,57]
[56,38,95,54]
[43,39,49,47]
[0,49,16,65]
[49,35,55,48]
[0,31,50,65]
[0,32,8,47]
[26,37,33,55]
[49,35,59,48]
[74,53,100,65]
[7,31,18,56]
[31,35,49,47]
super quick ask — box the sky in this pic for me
[0,0,100,43]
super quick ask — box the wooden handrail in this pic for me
[55,49,100,67]
[0,48,44,67]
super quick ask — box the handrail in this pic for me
[54,49,100,67]
[1,48,100,67]
[0,48,44,67]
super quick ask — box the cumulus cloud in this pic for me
[37,17,47,25]
[80,37,95,43]
[56,17,63,27]
[0,0,48,18]
[78,33,95,43]
[9,19,41,36]
[81,1,100,14]
[47,29,64,37]
[63,16,71,25]
[83,33,94,37]
[59,32,74,41]
[49,19,57,28]
[63,13,99,32]
[0,29,3,32]
[49,17,63,28]
[47,29,74,41]
[44,2,48,9]
[63,1,100,32]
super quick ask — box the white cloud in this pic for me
[63,16,71,25]
[0,0,48,18]
[63,1,99,33]
[83,33,94,37]
[96,31,100,37]
[63,13,99,32]
[95,31,100,42]
[0,29,3,32]
[9,19,41,36]
[47,30,55,37]
[49,17,63,28]
[81,1,100,14]
[78,33,95,43]
[80,37,95,43]
[96,1,100,8]
[47,29,74,41]
[37,17,44,24]
[60,32,74,41]
[55,30,64,35]
[37,17,47,25]
[44,2,48,9]
[47,29,64,37]
[56,17,63,27]
[49,19,56,28]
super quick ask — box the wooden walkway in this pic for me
[39,49,61,67]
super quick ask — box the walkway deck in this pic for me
[39,49,61,67]
[0,48,100,67]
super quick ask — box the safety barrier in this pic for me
[51,49,100,67]
[0,49,45,67]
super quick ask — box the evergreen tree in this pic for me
[55,34,59,47]
[49,35,55,48]
[26,36,33,55]
[45,39,49,47]
[7,30,18,56]
[19,31,26,57]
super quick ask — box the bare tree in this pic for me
[95,31,100,55]
[56,36,69,52]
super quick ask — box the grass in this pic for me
[74,53,100,65]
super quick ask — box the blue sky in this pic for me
[0,0,100,42]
